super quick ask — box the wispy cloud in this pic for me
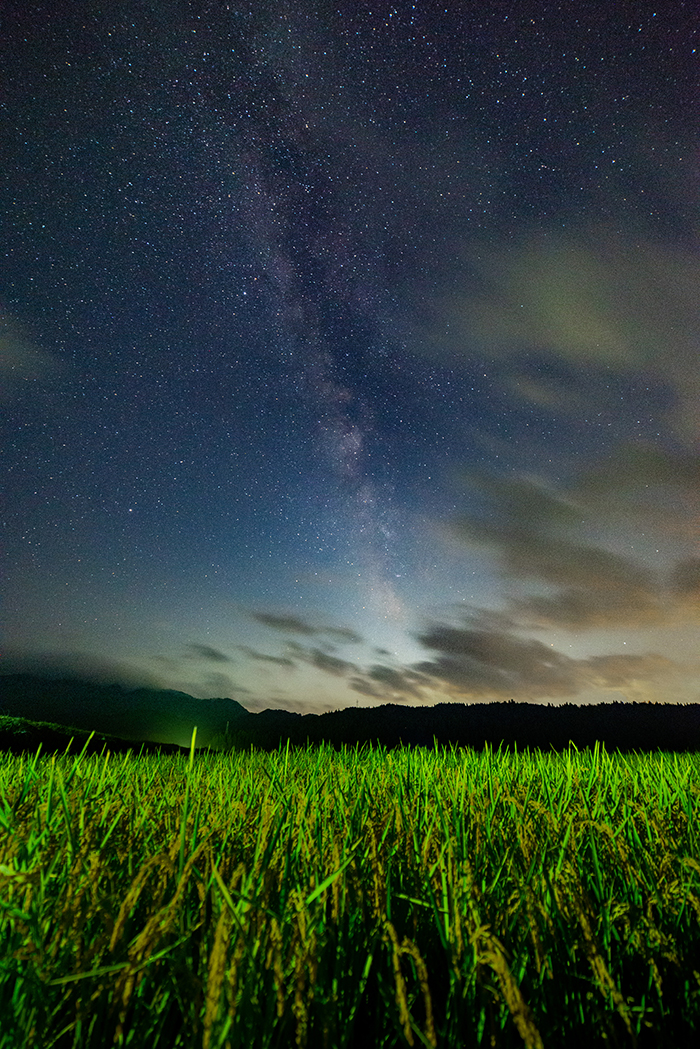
[252,612,317,635]
[286,642,355,676]
[445,445,700,630]
[415,625,577,698]
[323,626,364,644]
[408,229,700,449]
[343,664,433,703]
[186,644,234,663]
[405,440,700,703]
[365,664,427,698]
[413,230,699,368]
[237,645,296,667]
[413,622,675,702]
[0,313,67,400]
[251,610,363,642]
[197,673,252,698]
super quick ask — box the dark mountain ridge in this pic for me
[2,673,700,756]
[0,674,250,748]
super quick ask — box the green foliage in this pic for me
[1,737,699,1047]
[0,715,30,733]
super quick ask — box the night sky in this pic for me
[3,2,700,716]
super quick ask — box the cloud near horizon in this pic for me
[445,443,700,631]
[5,436,697,711]
[0,650,163,689]
[285,642,356,677]
[186,644,233,663]
[399,439,700,705]
[413,623,674,702]
[251,611,363,643]
[236,645,296,667]
[180,444,700,704]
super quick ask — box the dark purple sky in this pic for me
[3,1,699,713]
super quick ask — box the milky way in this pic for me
[3,2,699,713]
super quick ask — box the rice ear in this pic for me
[203,903,232,1049]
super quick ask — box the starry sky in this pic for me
[3,1,700,716]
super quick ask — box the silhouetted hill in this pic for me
[226,698,700,755]
[0,715,190,758]
[2,674,700,756]
[0,674,249,748]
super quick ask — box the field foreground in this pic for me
[1,735,699,1048]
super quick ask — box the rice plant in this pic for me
[1,730,699,1047]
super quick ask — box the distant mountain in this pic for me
[0,713,190,758]
[245,697,700,755]
[0,674,250,748]
[2,673,700,756]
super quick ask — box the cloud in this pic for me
[448,470,659,621]
[347,663,433,703]
[571,444,700,536]
[309,649,353,676]
[583,653,676,690]
[407,229,700,449]
[270,637,433,701]
[277,641,434,698]
[401,439,700,703]
[404,436,700,703]
[0,312,69,401]
[365,664,426,698]
[413,230,699,368]
[509,587,665,630]
[412,622,676,702]
[443,445,700,631]
[186,644,233,663]
[0,649,162,689]
[668,557,700,620]
[573,443,700,495]
[237,645,296,667]
[670,558,700,597]
[196,673,252,698]
[250,611,362,642]
[323,626,364,644]
[286,643,355,676]
[348,678,385,699]
[252,612,317,634]
[415,625,578,699]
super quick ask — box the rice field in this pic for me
[1,730,699,1048]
